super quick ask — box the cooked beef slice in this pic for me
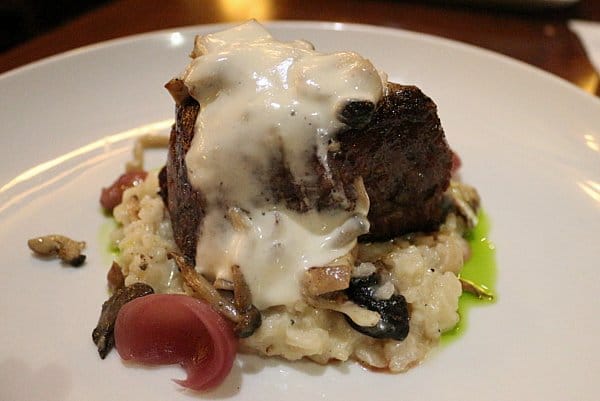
[160,82,452,261]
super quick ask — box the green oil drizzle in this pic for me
[98,217,119,265]
[442,210,497,343]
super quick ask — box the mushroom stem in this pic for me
[169,252,262,338]
[459,277,494,300]
[164,78,192,105]
[169,252,240,323]
[231,265,262,338]
[126,134,169,172]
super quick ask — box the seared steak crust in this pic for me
[160,97,204,262]
[160,83,452,260]
[335,83,452,240]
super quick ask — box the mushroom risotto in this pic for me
[111,171,477,372]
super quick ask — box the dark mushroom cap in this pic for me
[345,274,409,341]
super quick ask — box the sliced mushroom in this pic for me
[126,134,169,172]
[303,265,352,297]
[92,282,154,359]
[306,296,381,327]
[27,234,86,267]
[107,261,125,291]
[170,252,238,320]
[231,265,262,338]
[448,180,480,229]
[214,278,234,291]
[169,252,261,337]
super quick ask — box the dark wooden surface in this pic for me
[2,0,599,95]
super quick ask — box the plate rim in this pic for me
[1,18,599,401]
[2,20,599,108]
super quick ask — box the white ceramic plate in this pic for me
[1,21,599,401]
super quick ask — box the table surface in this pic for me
[2,0,600,96]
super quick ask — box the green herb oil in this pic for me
[98,217,119,265]
[442,210,496,343]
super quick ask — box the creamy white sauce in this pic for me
[180,20,385,309]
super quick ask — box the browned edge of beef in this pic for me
[335,83,452,240]
[159,97,204,262]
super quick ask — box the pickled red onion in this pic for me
[114,294,237,391]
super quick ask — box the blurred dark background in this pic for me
[1,0,111,52]
[1,0,597,54]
